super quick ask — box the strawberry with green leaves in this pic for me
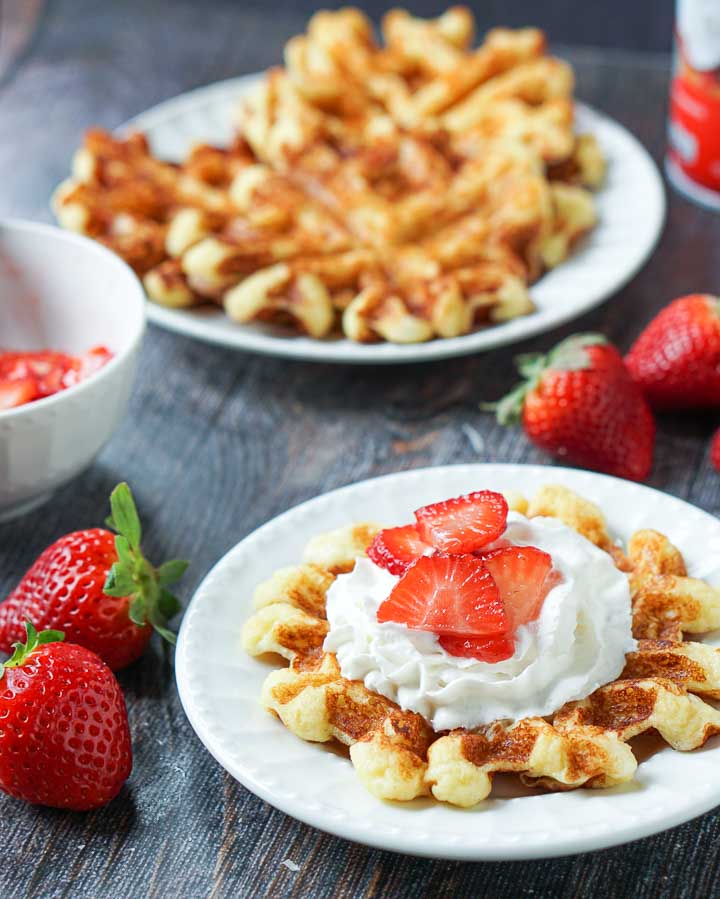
[0,483,188,670]
[490,333,655,482]
[0,623,132,810]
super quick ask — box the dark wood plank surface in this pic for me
[1,2,720,897]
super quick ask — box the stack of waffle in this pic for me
[53,7,605,345]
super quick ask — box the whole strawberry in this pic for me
[491,333,655,481]
[625,294,720,410]
[0,483,188,670]
[0,622,132,810]
[711,428,720,472]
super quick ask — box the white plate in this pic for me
[176,464,720,860]
[124,75,665,363]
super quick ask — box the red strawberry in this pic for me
[0,377,38,409]
[0,483,188,670]
[377,554,508,636]
[711,428,720,472]
[367,525,430,575]
[0,623,132,810]
[491,334,655,482]
[625,294,720,410]
[0,351,73,398]
[438,633,515,663]
[483,546,559,628]
[473,542,510,561]
[415,491,509,554]
[63,345,114,388]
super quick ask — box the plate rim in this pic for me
[113,75,667,364]
[175,463,720,860]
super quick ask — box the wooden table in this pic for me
[2,3,720,897]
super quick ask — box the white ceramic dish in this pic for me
[121,75,666,364]
[0,220,146,521]
[176,464,720,861]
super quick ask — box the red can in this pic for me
[667,0,720,209]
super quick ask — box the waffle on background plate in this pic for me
[53,7,606,345]
[241,486,720,807]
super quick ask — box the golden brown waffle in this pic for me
[426,718,636,807]
[53,8,605,345]
[553,678,720,751]
[623,640,720,698]
[628,529,720,639]
[242,485,720,806]
[242,524,432,801]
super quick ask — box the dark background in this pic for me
[1,0,678,83]
[222,0,677,52]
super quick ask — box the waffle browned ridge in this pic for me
[53,7,606,345]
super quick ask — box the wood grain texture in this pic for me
[1,2,720,898]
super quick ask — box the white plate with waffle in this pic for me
[55,8,666,363]
[176,464,720,860]
[123,78,664,363]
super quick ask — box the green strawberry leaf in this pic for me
[115,535,133,569]
[515,351,548,381]
[157,589,182,620]
[109,482,142,551]
[102,483,189,649]
[37,628,65,645]
[104,562,137,597]
[0,621,64,679]
[157,559,189,586]
[152,623,177,645]
[128,595,147,627]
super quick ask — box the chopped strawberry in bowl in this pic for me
[0,346,114,411]
[0,219,145,521]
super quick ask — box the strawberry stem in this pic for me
[0,621,64,679]
[103,483,188,645]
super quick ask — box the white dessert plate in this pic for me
[176,464,720,860]
[122,75,665,363]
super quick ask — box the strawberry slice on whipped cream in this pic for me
[372,491,560,662]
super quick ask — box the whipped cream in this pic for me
[323,513,636,731]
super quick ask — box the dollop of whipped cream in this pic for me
[323,512,636,731]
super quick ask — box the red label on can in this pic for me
[668,0,720,198]
[669,68,720,191]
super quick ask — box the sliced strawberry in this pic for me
[438,633,515,663]
[415,490,508,554]
[473,541,510,561]
[0,352,73,398]
[0,377,38,410]
[63,346,113,388]
[377,553,509,636]
[367,524,430,575]
[30,356,72,397]
[483,546,559,629]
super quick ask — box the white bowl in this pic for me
[0,220,145,521]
